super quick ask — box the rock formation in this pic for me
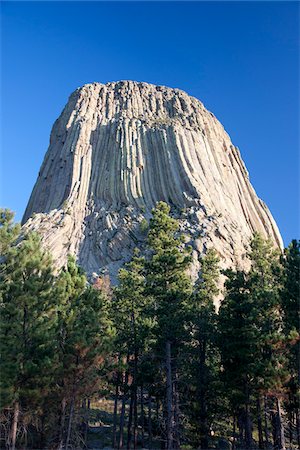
[22,81,282,283]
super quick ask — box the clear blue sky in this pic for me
[1,1,299,245]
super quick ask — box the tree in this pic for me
[219,233,287,450]
[0,208,20,257]
[2,207,298,449]
[113,249,148,449]
[0,230,55,450]
[185,249,220,448]
[145,202,192,449]
[54,257,114,449]
[218,268,257,449]
[248,234,287,450]
[281,240,300,447]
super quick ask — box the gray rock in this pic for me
[22,80,282,296]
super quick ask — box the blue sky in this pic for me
[1,1,299,245]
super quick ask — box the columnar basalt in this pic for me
[22,81,282,282]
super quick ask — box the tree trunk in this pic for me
[148,394,152,449]
[128,351,139,449]
[113,379,120,449]
[81,398,90,449]
[127,390,134,449]
[119,355,130,449]
[244,386,253,449]
[173,368,180,449]
[133,390,138,450]
[127,310,138,450]
[257,397,264,449]
[287,401,293,449]
[65,393,75,449]
[245,402,253,449]
[58,397,67,450]
[264,396,270,448]
[141,385,145,449]
[271,411,276,448]
[133,352,138,449]
[118,393,126,450]
[166,340,173,450]
[199,341,208,449]
[85,399,90,447]
[10,400,19,450]
[275,397,286,450]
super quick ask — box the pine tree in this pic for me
[2,206,298,449]
[248,234,287,450]
[145,202,192,449]
[218,268,257,449]
[0,230,55,450]
[54,255,86,448]
[185,249,220,448]
[54,256,114,449]
[0,208,20,256]
[219,234,287,450]
[281,240,300,447]
[113,249,148,449]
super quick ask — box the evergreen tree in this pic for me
[145,202,192,449]
[219,234,287,450]
[54,255,86,448]
[185,249,220,448]
[0,208,20,256]
[1,206,298,450]
[113,249,152,449]
[281,240,300,447]
[54,257,114,449]
[218,268,257,449]
[0,231,55,450]
[248,234,287,450]
[282,240,300,335]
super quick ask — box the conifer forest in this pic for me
[0,203,299,450]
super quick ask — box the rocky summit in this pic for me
[22,81,282,282]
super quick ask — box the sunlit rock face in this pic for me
[22,81,282,283]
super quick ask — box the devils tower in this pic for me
[22,81,282,281]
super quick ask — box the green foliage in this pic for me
[0,230,55,418]
[0,208,20,256]
[248,233,287,395]
[183,249,221,447]
[139,217,149,234]
[114,249,149,351]
[282,239,300,335]
[0,212,115,448]
[52,257,115,447]
[0,208,298,449]
[146,201,192,343]
[218,269,256,407]
[281,240,300,430]
[219,234,286,401]
[145,202,193,446]
[218,234,288,448]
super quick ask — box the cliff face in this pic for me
[22,81,282,282]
